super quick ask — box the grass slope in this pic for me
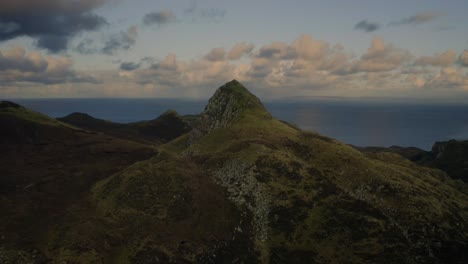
[38,81,468,264]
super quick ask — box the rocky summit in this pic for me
[0,81,467,264]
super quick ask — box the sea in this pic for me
[9,98,468,150]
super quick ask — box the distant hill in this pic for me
[1,81,467,264]
[357,140,468,183]
[58,109,192,145]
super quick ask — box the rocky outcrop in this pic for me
[202,79,268,131]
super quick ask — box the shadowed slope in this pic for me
[0,101,156,263]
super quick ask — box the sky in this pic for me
[0,0,468,100]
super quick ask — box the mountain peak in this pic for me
[202,80,269,130]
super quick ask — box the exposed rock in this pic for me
[214,160,271,242]
[201,79,269,131]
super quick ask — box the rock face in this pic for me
[2,81,468,264]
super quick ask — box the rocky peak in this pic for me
[202,80,268,130]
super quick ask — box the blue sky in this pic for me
[0,0,467,99]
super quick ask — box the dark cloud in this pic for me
[390,12,440,26]
[102,26,138,55]
[0,0,108,53]
[143,11,176,26]
[37,35,69,52]
[183,1,227,21]
[140,56,155,64]
[256,43,294,60]
[120,62,140,71]
[354,20,380,32]
[75,38,97,54]
[0,22,21,34]
[0,0,108,13]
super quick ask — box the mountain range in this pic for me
[0,80,467,263]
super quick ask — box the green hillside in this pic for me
[37,80,468,263]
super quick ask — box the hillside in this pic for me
[1,81,467,264]
[0,100,156,263]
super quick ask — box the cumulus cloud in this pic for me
[5,34,466,98]
[424,67,468,90]
[0,0,108,53]
[102,26,138,55]
[0,46,48,72]
[228,43,254,60]
[415,49,457,67]
[347,37,409,73]
[354,20,380,32]
[390,12,440,26]
[0,46,98,85]
[143,11,176,26]
[458,50,468,67]
[205,47,226,61]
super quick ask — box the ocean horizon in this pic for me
[6,98,468,150]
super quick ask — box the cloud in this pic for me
[415,49,457,67]
[458,50,468,67]
[348,37,410,73]
[183,1,227,22]
[390,12,440,26]
[75,38,96,54]
[143,11,176,26]
[205,47,226,61]
[199,8,227,20]
[424,67,468,90]
[0,46,99,85]
[0,0,108,53]
[185,0,197,14]
[228,43,254,60]
[256,42,294,59]
[102,26,138,55]
[120,62,140,71]
[4,35,466,98]
[0,22,21,34]
[354,20,380,32]
[0,46,48,72]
